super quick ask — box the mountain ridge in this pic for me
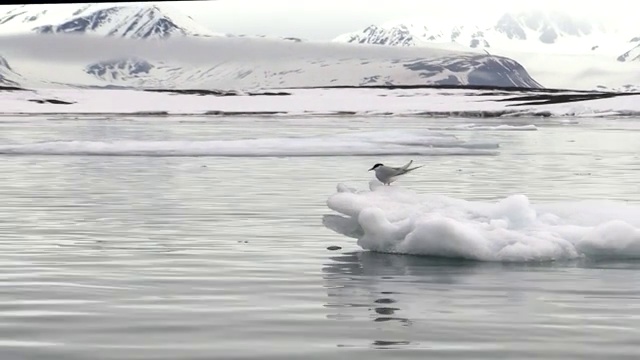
[0,33,543,90]
[0,4,552,90]
[331,10,640,90]
[333,10,636,60]
[0,3,220,38]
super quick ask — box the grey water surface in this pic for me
[0,115,639,359]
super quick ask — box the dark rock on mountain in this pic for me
[341,25,417,46]
[23,4,211,39]
[0,55,19,85]
[35,7,121,35]
[86,58,154,80]
[403,55,542,88]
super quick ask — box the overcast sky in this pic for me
[163,0,636,40]
[0,0,636,40]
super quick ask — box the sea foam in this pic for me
[0,130,498,157]
[324,182,640,262]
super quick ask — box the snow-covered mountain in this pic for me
[0,35,541,89]
[79,53,541,89]
[334,11,630,55]
[493,11,594,44]
[0,4,543,90]
[0,3,219,38]
[333,10,640,90]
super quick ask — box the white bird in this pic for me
[368,160,424,185]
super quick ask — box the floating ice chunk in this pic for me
[324,184,640,262]
[576,220,640,259]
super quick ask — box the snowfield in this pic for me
[2,85,639,117]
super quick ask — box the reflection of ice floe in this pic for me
[321,251,548,350]
[322,251,498,335]
[322,249,640,352]
[323,252,416,349]
[323,183,640,262]
[0,130,499,157]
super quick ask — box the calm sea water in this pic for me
[0,114,639,360]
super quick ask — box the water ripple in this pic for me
[0,115,639,359]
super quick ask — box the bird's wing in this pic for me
[377,166,401,178]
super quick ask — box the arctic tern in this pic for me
[368,160,424,185]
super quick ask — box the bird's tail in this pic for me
[399,160,414,171]
[403,164,425,173]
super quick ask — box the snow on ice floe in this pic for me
[324,183,640,262]
[0,130,499,157]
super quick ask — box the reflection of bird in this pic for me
[368,160,424,185]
